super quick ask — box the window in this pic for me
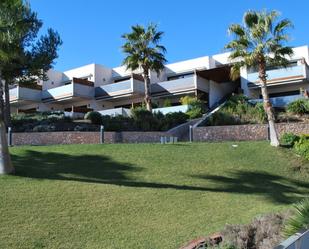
[114,76,131,83]
[259,90,300,98]
[167,73,194,81]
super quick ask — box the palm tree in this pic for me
[122,23,167,111]
[225,10,294,146]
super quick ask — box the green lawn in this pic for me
[0,142,308,249]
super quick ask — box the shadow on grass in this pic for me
[191,171,309,204]
[12,150,309,204]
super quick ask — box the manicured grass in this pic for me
[0,142,308,249]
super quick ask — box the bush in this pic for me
[206,111,239,126]
[163,99,172,107]
[287,99,309,115]
[221,213,289,249]
[84,111,102,125]
[280,133,300,147]
[180,96,206,119]
[205,95,268,126]
[131,107,160,131]
[33,125,56,132]
[161,112,189,130]
[294,135,309,160]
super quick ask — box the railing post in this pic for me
[100,125,104,144]
[8,127,12,147]
[189,125,193,143]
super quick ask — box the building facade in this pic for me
[9,45,309,116]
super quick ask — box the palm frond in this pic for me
[284,198,309,237]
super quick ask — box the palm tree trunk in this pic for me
[258,61,280,147]
[0,73,14,174]
[143,70,152,112]
[4,79,11,128]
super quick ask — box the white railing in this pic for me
[95,79,144,99]
[153,105,189,115]
[42,83,94,101]
[151,76,195,95]
[98,108,131,117]
[9,86,41,102]
[274,230,309,249]
[249,95,303,108]
[248,64,305,85]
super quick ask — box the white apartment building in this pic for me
[9,45,309,116]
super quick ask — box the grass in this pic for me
[0,142,308,249]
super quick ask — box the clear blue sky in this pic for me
[29,0,309,72]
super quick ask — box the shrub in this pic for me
[84,111,102,125]
[221,213,289,249]
[287,99,309,115]
[284,198,309,237]
[163,99,172,107]
[280,133,300,147]
[180,96,206,119]
[186,106,203,119]
[180,96,196,105]
[131,107,160,131]
[206,111,239,126]
[161,112,189,130]
[294,135,309,160]
[32,125,56,132]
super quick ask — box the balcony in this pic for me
[42,78,94,103]
[95,78,144,100]
[249,94,303,108]
[247,61,308,88]
[151,75,196,96]
[9,85,42,106]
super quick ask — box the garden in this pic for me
[205,95,309,126]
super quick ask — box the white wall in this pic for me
[209,81,237,107]
[42,69,65,90]
[94,64,113,86]
[164,56,210,76]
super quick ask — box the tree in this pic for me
[122,23,167,111]
[225,10,294,146]
[0,0,62,174]
[1,3,62,128]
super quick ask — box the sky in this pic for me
[29,0,309,72]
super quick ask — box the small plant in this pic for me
[284,198,309,237]
[84,111,102,125]
[280,133,300,147]
[287,99,309,115]
[294,135,309,160]
[163,99,172,107]
[180,96,206,119]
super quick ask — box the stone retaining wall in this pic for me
[193,123,309,142]
[12,131,167,146]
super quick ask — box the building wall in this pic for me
[209,80,237,107]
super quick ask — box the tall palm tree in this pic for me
[225,10,294,146]
[122,23,167,111]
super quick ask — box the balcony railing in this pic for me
[247,63,306,87]
[95,79,144,100]
[42,81,94,102]
[153,105,189,115]
[9,86,42,103]
[274,229,309,249]
[249,94,303,108]
[151,75,196,95]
